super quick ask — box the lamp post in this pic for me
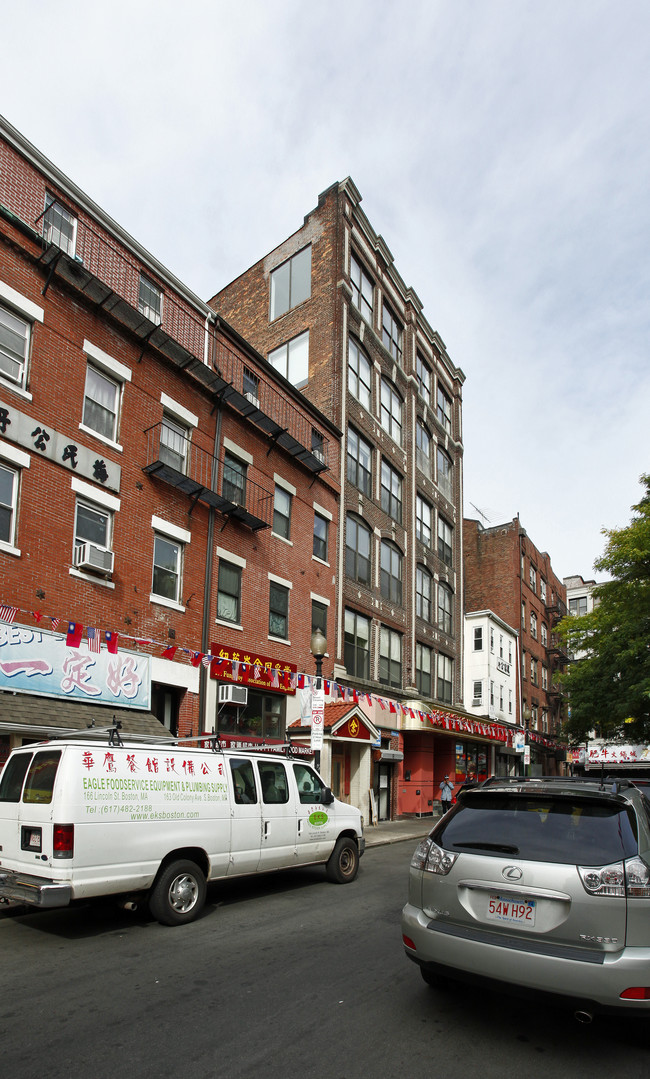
[310,628,327,773]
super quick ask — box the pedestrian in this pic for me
[439,774,454,811]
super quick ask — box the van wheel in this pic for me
[149,860,206,926]
[326,837,359,883]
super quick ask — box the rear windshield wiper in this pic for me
[452,841,520,854]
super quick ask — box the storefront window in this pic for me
[455,742,488,782]
[217,689,284,740]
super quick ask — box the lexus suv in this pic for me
[402,777,650,1018]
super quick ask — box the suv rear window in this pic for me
[435,793,639,865]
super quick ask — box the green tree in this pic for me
[557,474,650,744]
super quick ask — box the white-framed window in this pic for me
[542,665,548,691]
[569,596,588,617]
[521,600,526,628]
[438,582,453,635]
[43,195,77,256]
[83,365,120,442]
[350,254,373,323]
[436,384,452,434]
[150,516,190,607]
[139,274,162,325]
[74,499,112,561]
[380,377,402,443]
[347,426,372,495]
[529,565,537,592]
[268,330,309,388]
[541,622,548,647]
[416,641,432,696]
[273,482,293,540]
[217,559,242,624]
[382,300,402,364]
[416,421,431,476]
[508,640,513,663]
[473,680,483,704]
[416,494,432,547]
[437,653,453,705]
[437,515,452,566]
[540,578,547,602]
[530,610,538,639]
[509,689,513,715]
[270,246,311,320]
[490,627,495,653]
[348,337,371,410]
[381,459,402,523]
[70,478,120,583]
[311,596,328,641]
[0,462,19,549]
[490,680,495,706]
[499,634,504,658]
[243,367,259,403]
[160,414,189,473]
[416,353,431,405]
[313,511,328,562]
[269,579,290,640]
[222,451,247,506]
[0,304,30,389]
[499,684,504,711]
[437,446,453,501]
[473,626,483,650]
[416,565,432,622]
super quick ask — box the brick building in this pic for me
[210,179,515,819]
[463,516,568,772]
[0,115,339,765]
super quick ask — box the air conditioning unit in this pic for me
[471,699,482,707]
[73,542,114,576]
[244,392,259,408]
[218,684,248,706]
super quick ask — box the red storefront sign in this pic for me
[334,716,373,741]
[209,642,297,696]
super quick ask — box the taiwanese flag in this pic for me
[161,645,177,660]
[66,621,83,647]
[105,631,119,654]
[190,652,204,667]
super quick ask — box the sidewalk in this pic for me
[363,815,438,848]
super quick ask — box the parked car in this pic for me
[402,776,650,1020]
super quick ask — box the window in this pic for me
[509,689,513,715]
[542,708,548,733]
[473,627,483,650]
[311,428,325,464]
[219,693,284,741]
[436,384,452,434]
[268,330,309,387]
[499,635,504,659]
[416,565,432,622]
[540,578,547,602]
[259,762,289,805]
[416,421,431,476]
[345,515,371,585]
[530,565,537,592]
[531,658,538,686]
[217,561,241,623]
[522,651,527,679]
[0,303,30,388]
[269,582,289,639]
[273,484,292,540]
[222,453,247,506]
[380,460,402,523]
[43,197,76,256]
[438,583,453,635]
[473,681,483,705]
[416,495,432,547]
[152,534,182,603]
[379,626,402,688]
[74,500,111,560]
[311,599,327,640]
[508,640,513,664]
[83,365,119,441]
[416,354,431,405]
[293,763,327,805]
[542,665,548,691]
[530,610,538,639]
[380,378,402,443]
[490,628,494,653]
[521,601,526,628]
[159,415,188,473]
[270,246,311,319]
[347,427,372,495]
[0,464,18,547]
[382,301,402,363]
[243,367,259,403]
[490,681,495,706]
[437,446,453,500]
[541,622,548,646]
[344,609,370,679]
[230,759,258,805]
[437,515,452,566]
[313,512,328,561]
[437,653,453,704]
[380,540,402,605]
[350,254,373,323]
[499,685,504,710]
[569,596,588,617]
[138,275,162,325]
[348,338,371,409]
[416,642,432,696]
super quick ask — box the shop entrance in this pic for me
[376,763,392,821]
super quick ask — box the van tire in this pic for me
[149,860,207,926]
[326,837,359,884]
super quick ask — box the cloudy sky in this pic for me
[3,0,648,580]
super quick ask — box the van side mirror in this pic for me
[322,787,334,805]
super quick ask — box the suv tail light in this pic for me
[578,856,650,897]
[411,837,458,875]
[53,823,74,859]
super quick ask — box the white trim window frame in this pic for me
[348,337,371,410]
[217,558,242,625]
[0,460,19,551]
[380,377,402,444]
[273,480,293,542]
[268,574,291,642]
[268,330,309,388]
[139,274,163,325]
[43,194,77,257]
[350,253,373,324]
[80,341,131,450]
[0,282,44,396]
[416,494,432,548]
[150,516,191,609]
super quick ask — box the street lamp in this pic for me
[310,628,327,773]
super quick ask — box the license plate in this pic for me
[486,895,536,926]
[27,832,40,849]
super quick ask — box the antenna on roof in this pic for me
[469,502,490,524]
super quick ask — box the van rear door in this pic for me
[0,749,63,869]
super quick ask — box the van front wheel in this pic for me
[326,837,359,883]
[149,860,207,925]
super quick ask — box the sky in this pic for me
[2,0,648,581]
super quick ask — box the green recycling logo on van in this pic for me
[308,810,329,827]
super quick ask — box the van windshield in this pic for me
[0,753,33,802]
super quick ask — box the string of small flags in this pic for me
[0,599,562,749]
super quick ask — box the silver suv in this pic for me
[402,777,650,1018]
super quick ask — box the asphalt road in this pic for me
[2,841,650,1079]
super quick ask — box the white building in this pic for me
[464,610,519,725]
[563,574,602,661]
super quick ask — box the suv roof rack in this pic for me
[477,775,637,793]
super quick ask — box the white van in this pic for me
[0,736,365,925]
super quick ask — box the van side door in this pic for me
[256,760,297,871]
[293,762,337,862]
[227,757,262,876]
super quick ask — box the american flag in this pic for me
[0,605,17,624]
[51,617,60,631]
[87,626,101,653]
